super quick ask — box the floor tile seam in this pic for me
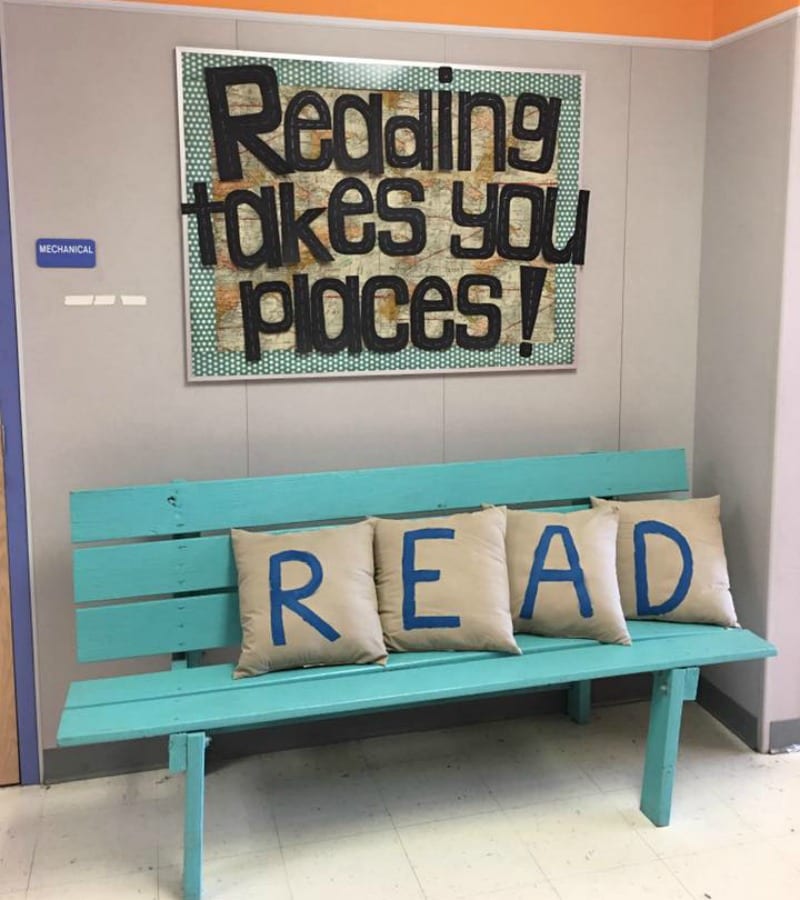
[509,803,661,878]
[276,820,399,852]
[658,834,786,877]
[27,863,158,893]
[637,823,767,859]
[721,796,797,836]
[458,801,552,883]
[273,840,297,900]
[547,857,695,899]
[23,814,43,894]
[389,815,428,900]
[356,751,466,833]
[39,794,161,821]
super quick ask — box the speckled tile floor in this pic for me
[2,701,799,899]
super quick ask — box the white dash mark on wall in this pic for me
[64,295,94,306]
[121,295,147,306]
[93,294,116,306]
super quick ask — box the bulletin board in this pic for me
[177,49,587,380]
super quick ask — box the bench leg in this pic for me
[640,667,699,827]
[567,680,591,724]
[169,732,209,900]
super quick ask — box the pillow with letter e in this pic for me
[505,506,631,645]
[373,506,519,654]
[591,496,738,627]
[231,520,388,678]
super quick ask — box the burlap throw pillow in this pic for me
[232,520,387,678]
[505,506,630,644]
[373,506,519,654]
[591,496,738,626]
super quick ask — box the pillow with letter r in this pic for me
[505,506,631,645]
[231,520,387,678]
[373,506,520,654]
[591,496,738,627]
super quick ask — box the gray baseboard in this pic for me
[696,675,759,750]
[43,673,651,783]
[769,717,800,751]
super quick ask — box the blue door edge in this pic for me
[1,49,40,784]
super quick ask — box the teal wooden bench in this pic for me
[58,448,776,899]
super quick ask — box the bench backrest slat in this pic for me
[70,449,687,542]
[74,535,235,603]
[70,449,688,663]
[73,503,590,603]
[75,594,240,662]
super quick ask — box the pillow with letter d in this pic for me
[231,520,387,678]
[373,506,519,654]
[505,506,630,644]
[591,496,738,627]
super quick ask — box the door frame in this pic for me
[0,45,39,785]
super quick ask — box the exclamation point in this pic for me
[518,266,547,357]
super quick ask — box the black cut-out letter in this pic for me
[328,178,375,255]
[437,91,453,171]
[497,184,544,261]
[279,182,333,266]
[310,277,362,354]
[410,277,454,351]
[541,188,590,264]
[377,179,426,256]
[456,275,502,350]
[204,65,291,180]
[457,92,506,172]
[224,187,282,270]
[518,266,547,358]
[239,280,293,362]
[283,90,333,172]
[292,275,313,354]
[384,91,433,170]
[361,276,410,353]
[181,182,225,265]
[450,181,498,259]
[332,94,384,175]
[509,94,561,174]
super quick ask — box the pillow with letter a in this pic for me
[373,506,519,654]
[231,520,388,678]
[505,506,630,644]
[591,496,738,626]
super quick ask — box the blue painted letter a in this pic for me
[268,549,341,646]
[520,524,593,620]
[633,520,693,616]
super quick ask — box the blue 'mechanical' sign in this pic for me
[36,238,96,268]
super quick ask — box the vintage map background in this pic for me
[179,51,584,380]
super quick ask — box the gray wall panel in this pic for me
[441,38,630,460]
[694,20,795,735]
[4,4,243,747]
[621,48,708,469]
[763,18,800,736]
[245,376,446,475]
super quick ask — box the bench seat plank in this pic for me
[58,625,775,746]
[65,621,733,706]
[63,621,734,707]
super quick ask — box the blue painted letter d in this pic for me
[633,520,693,616]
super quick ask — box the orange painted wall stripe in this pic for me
[103,0,800,40]
[715,1,797,36]
[111,0,715,41]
